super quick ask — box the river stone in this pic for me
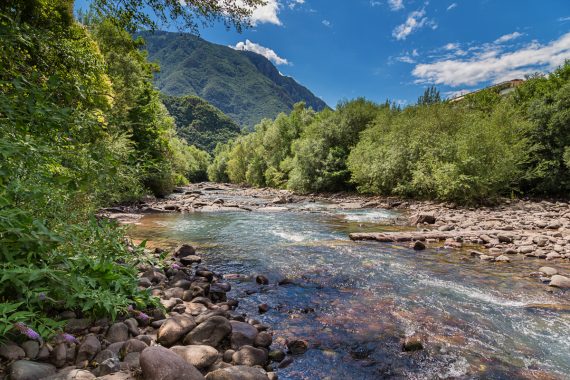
[164,287,185,300]
[64,318,92,334]
[183,316,232,347]
[21,341,39,360]
[76,334,101,363]
[232,345,268,367]
[175,244,197,258]
[410,214,436,225]
[412,241,426,251]
[51,343,67,367]
[106,322,129,343]
[539,267,558,276]
[549,275,570,289]
[287,340,308,355]
[95,357,120,376]
[124,318,139,335]
[122,352,141,370]
[94,349,116,364]
[171,345,219,369]
[402,335,424,352]
[256,275,269,285]
[230,321,258,349]
[546,252,562,260]
[44,368,96,380]
[120,339,148,357]
[268,350,286,362]
[140,346,205,380]
[495,255,510,263]
[10,360,56,380]
[518,245,535,254]
[138,277,152,288]
[158,315,196,347]
[0,341,25,361]
[205,366,268,380]
[254,332,272,348]
[480,255,495,261]
[181,255,202,266]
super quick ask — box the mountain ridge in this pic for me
[139,31,328,128]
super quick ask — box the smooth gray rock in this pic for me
[44,368,96,380]
[157,315,196,347]
[550,275,570,288]
[76,334,101,363]
[232,345,268,366]
[0,341,25,361]
[139,346,205,380]
[106,323,129,344]
[170,345,219,369]
[205,365,268,380]
[183,316,231,347]
[539,266,558,276]
[230,321,258,349]
[21,341,40,360]
[10,360,56,380]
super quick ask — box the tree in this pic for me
[88,0,267,33]
[417,86,441,105]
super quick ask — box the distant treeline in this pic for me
[208,63,570,203]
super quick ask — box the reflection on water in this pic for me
[129,203,570,380]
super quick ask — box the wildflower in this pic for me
[135,311,150,322]
[13,322,40,341]
[38,292,47,301]
[60,333,79,344]
[171,263,181,270]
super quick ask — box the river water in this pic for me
[130,194,570,379]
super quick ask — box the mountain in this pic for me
[139,31,329,128]
[161,95,241,153]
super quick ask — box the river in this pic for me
[129,192,570,379]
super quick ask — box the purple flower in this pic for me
[171,263,181,270]
[13,322,40,340]
[60,333,79,344]
[38,292,47,301]
[135,311,150,322]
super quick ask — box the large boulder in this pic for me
[230,321,258,349]
[140,346,205,380]
[549,275,570,289]
[176,244,197,258]
[10,360,56,380]
[183,316,231,347]
[157,315,196,347]
[232,345,268,367]
[205,366,268,380]
[171,345,219,369]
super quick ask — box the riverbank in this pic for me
[1,241,290,380]
[103,182,570,292]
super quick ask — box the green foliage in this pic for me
[139,31,328,128]
[417,85,441,105]
[210,64,570,202]
[162,95,241,153]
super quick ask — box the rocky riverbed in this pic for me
[0,241,299,380]
[104,182,570,292]
[7,183,563,379]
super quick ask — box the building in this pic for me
[449,79,525,103]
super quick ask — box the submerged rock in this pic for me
[287,339,308,355]
[549,275,570,289]
[402,335,424,352]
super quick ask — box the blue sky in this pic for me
[76,0,570,107]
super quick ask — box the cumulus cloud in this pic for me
[412,32,570,87]
[558,16,570,22]
[246,0,282,26]
[392,9,436,40]
[370,1,382,6]
[388,0,404,11]
[495,32,523,44]
[446,3,457,11]
[322,19,332,27]
[231,39,290,65]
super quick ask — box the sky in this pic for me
[75,0,570,107]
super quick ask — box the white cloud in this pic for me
[392,9,436,40]
[412,32,570,87]
[370,1,382,6]
[559,16,570,22]
[388,0,404,11]
[494,31,523,44]
[246,0,282,26]
[231,39,290,65]
[396,49,419,64]
[446,3,457,11]
[322,19,332,27]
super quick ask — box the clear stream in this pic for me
[130,194,570,380]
